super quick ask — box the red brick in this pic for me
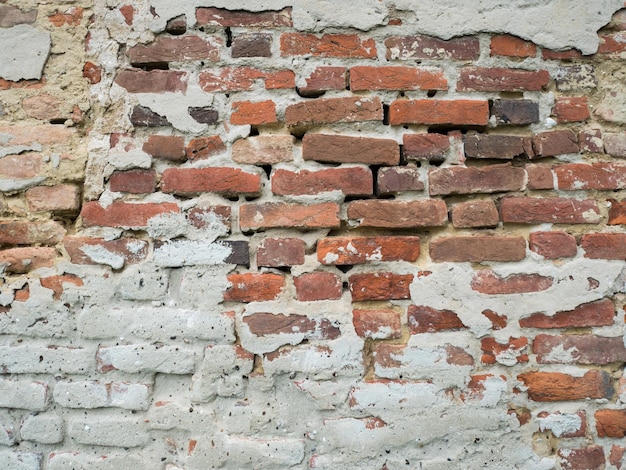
[0,79,42,91]
[500,197,600,224]
[0,247,56,273]
[482,310,507,330]
[300,67,347,94]
[129,36,220,65]
[596,409,626,438]
[457,67,549,92]
[232,135,294,165]
[352,309,401,339]
[349,66,447,91]
[389,99,489,126]
[285,96,382,127]
[186,136,225,161]
[519,299,615,329]
[22,94,63,121]
[187,205,231,231]
[385,35,479,60]
[526,164,554,190]
[114,69,187,93]
[555,163,626,190]
[280,33,376,59]
[25,185,80,212]
[294,272,342,301]
[199,67,294,92]
[490,99,539,125]
[529,231,577,259]
[533,130,579,157]
[40,274,83,301]
[272,167,372,196]
[143,135,186,161]
[161,167,261,196]
[407,306,466,333]
[534,334,626,365]
[472,271,553,295]
[377,166,424,194]
[481,337,528,364]
[48,6,83,26]
[109,169,156,194]
[518,370,613,401]
[553,96,590,123]
[558,446,606,470]
[264,70,296,89]
[598,32,626,54]
[609,199,626,225]
[302,134,398,165]
[257,238,305,267]
[243,313,339,340]
[581,233,626,259]
[240,202,340,231]
[231,33,272,58]
[347,199,448,228]
[80,201,179,228]
[537,411,586,438]
[609,445,625,470]
[464,134,534,159]
[196,7,292,27]
[0,221,65,246]
[0,153,41,178]
[429,164,525,195]
[490,35,537,58]
[317,236,420,265]
[430,236,526,262]
[349,272,413,302]
[224,273,285,302]
[451,200,499,228]
[231,100,276,125]
[119,5,133,25]
[402,134,450,161]
[63,237,149,268]
[541,48,584,60]
[188,107,219,125]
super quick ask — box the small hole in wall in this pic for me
[382,104,390,125]
[336,265,353,273]
[427,90,437,98]
[249,127,260,136]
[225,27,232,47]
[261,165,272,179]
[49,118,66,125]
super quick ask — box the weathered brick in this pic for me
[153,239,247,268]
[129,105,169,127]
[347,199,448,228]
[402,133,450,161]
[119,5,134,25]
[555,163,626,190]
[109,169,156,193]
[581,233,626,259]
[472,271,553,294]
[68,417,149,447]
[483,310,507,330]
[97,344,195,374]
[196,7,293,27]
[553,96,590,122]
[464,134,533,159]
[520,299,615,329]
[349,66,447,91]
[541,48,584,60]
[385,35,479,60]
[526,164,554,190]
[377,166,424,194]
[610,445,625,470]
[604,132,626,157]
[430,236,526,262]
[188,205,231,231]
[224,273,285,302]
[0,220,65,246]
[302,133,398,165]
[257,238,305,267]
[199,67,294,92]
[529,231,578,259]
[558,446,606,470]
[0,153,41,179]
[373,343,474,378]
[517,370,613,401]
[0,247,57,273]
[490,34,537,58]
[481,337,528,365]
[300,67,347,94]
[533,130,579,157]
[534,334,626,364]
[40,274,83,300]
[232,135,294,165]
[349,272,413,301]
[80,201,179,228]
[22,93,63,121]
[272,167,372,196]
[244,313,340,340]
[609,199,626,225]
[63,237,148,268]
[188,107,219,124]
[0,345,92,374]
[280,33,376,58]
[286,96,382,126]
[0,452,41,470]
[389,99,489,126]
[186,136,225,160]
[54,380,150,410]
[25,184,80,212]
[318,236,420,265]
[240,202,340,231]
[142,135,185,161]
[294,272,342,301]
[48,6,83,26]
[451,200,499,228]
[232,33,272,58]
[161,167,261,195]
[500,197,600,224]
[0,378,47,410]
[596,409,626,438]
[47,453,145,470]
[231,100,277,125]
[129,36,219,65]
[555,65,597,91]
[457,67,549,92]
[20,414,64,444]
[0,5,37,28]
[114,69,187,93]
[537,411,586,438]
[429,164,525,195]
[352,309,401,339]
[490,99,539,125]
[408,305,466,333]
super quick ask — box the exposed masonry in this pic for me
[0,0,626,469]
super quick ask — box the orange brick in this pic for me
[280,33,376,58]
[389,99,489,126]
[231,100,277,125]
[490,34,537,58]
[349,66,447,91]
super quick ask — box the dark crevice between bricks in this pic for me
[261,165,272,180]
[249,127,260,136]
[427,90,437,98]
[382,103,390,125]
[336,265,353,273]
[131,62,169,71]
[225,27,232,47]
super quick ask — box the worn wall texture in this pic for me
[1,0,626,468]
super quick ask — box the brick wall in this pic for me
[1,1,626,469]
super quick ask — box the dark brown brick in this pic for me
[109,169,157,194]
[429,164,525,195]
[402,133,450,161]
[490,99,539,125]
[385,35,479,60]
[377,166,424,194]
[533,130,579,157]
[196,7,293,27]
[143,135,186,161]
[457,67,549,92]
[302,134,399,165]
[130,106,169,127]
[188,107,218,124]
[464,134,533,159]
[232,33,272,58]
